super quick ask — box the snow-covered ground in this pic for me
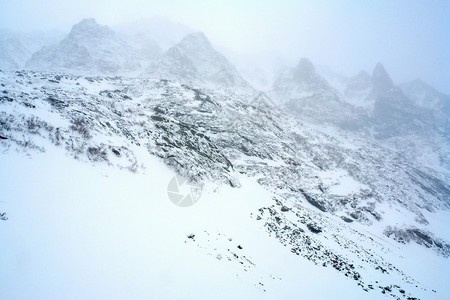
[0,13,449,299]
[0,64,448,300]
[1,143,449,300]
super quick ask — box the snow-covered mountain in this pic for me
[0,37,29,70]
[364,63,449,140]
[8,18,252,89]
[400,79,450,111]
[400,79,450,135]
[1,69,449,299]
[1,17,450,300]
[270,58,367,130]
[0,30,63,70]
[270,58,449,140]
[271,57,337,104]
[26,19,141,75]
[145,32,252,90]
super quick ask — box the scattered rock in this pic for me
[280,206,290,212]
[307,223,322,234]
[341,216,354,223]
[0,212,7,221]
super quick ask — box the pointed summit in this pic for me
[288,57,330,90]
[70,18,101,32]
[172,32,214,56]
[68,18,115,40]
[26,18,139,74]
[293,58,316,81]
[145,31,250,89]
[271,57,336,107]
[181,32,210,45]
[372,63,394,92]
[74,18,98,27]
[297,57,315,72]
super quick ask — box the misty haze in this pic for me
[1,1,449,300]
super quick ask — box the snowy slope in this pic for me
[1,70,449,299]
[2,145,449,300]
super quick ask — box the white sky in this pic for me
[1,0,449,93]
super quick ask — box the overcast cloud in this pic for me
[1,0,449,93]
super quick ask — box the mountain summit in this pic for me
[145,32,250,89]
[26,18,140,74]
[271,57,334,103]
[293,58,316,81]
[69,18,108,37]
[372,63,395,93]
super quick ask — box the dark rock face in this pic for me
[300,189,327,212]
[150,107,234,184]
[384,226,450,257]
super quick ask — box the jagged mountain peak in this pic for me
[73,18,99,28]
[144,31,251,90]
[293,57,317,81]
[372,62,394,92]
[270,57,343,123]
[181,31,210,45]
[169,31,216,58]
[296,57,315,72]
[289,58,332,92]
[67,18,116,40]
[373,62,387,75]
[26,18,140,75]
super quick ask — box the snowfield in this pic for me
[0,71,448,299]
[1,145,449,300]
